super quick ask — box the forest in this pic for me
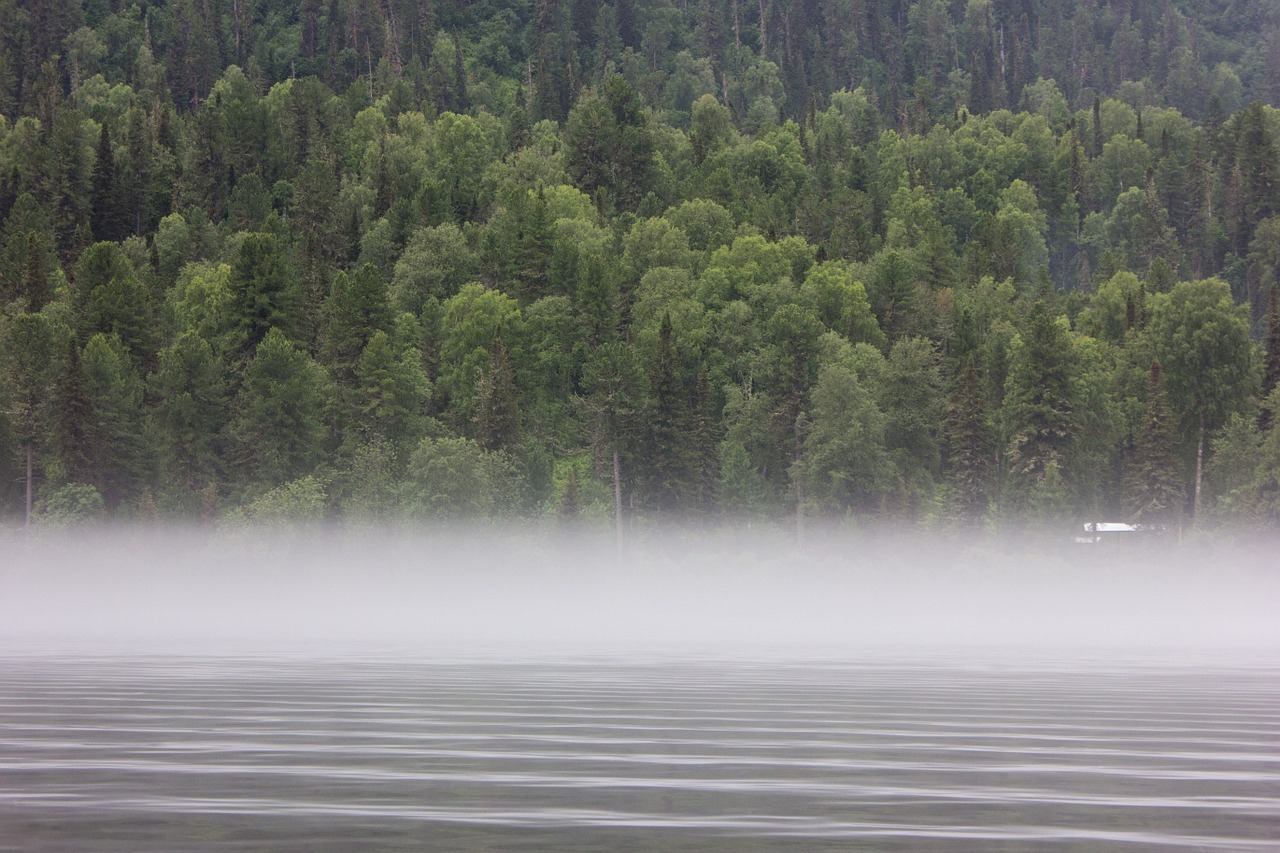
[1,0,1279,529]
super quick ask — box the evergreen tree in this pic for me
[644,313,693,514]
[2,314,58,525]
[473,334,519,452]
[227,233,298,364]
[1125,361,1185,525]
[149,331,229,502]
[81,334,149,512]
[90,123,125,243]
[52,338,95,488]
[946,363,990,521]
[73,242,153,361]
[321,264,394,386]
[1002,302,1079,513]
[564,75,657,213]
[227,328,332,491]
[354,330,431,453]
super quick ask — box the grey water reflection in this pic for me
[2,652,1278,852]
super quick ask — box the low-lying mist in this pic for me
[2,524,1276,656]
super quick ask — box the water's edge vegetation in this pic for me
[2,1,1280,530]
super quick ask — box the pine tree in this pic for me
[690,367,719,513]
[81,334,149,512]
[644,313,693,514]
[1091,96,1103,159]
[227,233,297,364]
[1125,361,1184,525]
[946,363,990,521]
[90,123,124,243]
[52,339,96,487]
[2,314,57,525]
[473,334,519,451]
[1003,302,1079,510]
[20,232,54,313]
[354,330,431,452]
[321,264,394,386]
[227,328,332,490]
[1265,283,1280,399]
[150,331,229,502]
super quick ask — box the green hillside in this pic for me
[1,0,1279,528]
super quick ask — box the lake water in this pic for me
[1,650,1277,852]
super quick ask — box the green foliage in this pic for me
[227,328,332,492]
[1001,303,1081,513]
[402,436,515,519]
[0,1,1277,527]
[800,360,893,514]
[73,242,152,359]
[1143,278,1258,436]
[226,233,298,361]
[37,483,105,525]
[149,330,227,501]
[239,476,328,524]
[565,75,657,213]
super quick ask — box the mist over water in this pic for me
[2,526,1278,851]
[1,525,1276,654]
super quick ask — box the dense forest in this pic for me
[1,0,1279,529]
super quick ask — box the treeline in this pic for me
[3,1,1278,125]
[1,1,1280,528]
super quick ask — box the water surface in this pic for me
[2,650,1277,851]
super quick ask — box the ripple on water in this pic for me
[0,654,1278,852]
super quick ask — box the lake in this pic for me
[1,649,1277,852]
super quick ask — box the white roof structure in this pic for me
[1084,522,1138,533]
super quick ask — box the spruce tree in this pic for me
[644,313,692,514]
[472,334,520,452]
[321,264,394,386]
[1125,361,1184,525]
[946,363,990,521]
[2,314,57,525]
[227,233,297,364]
[90,123,124,243]
[53,338,95,488]
[1002,302,1079,511]
[1265,284,1280,400]
[81,334,148,512]
[149,331,229,500]
[227,328,331,491]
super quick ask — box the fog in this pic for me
[2,525,1277,656]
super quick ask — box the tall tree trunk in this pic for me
[613,445,623,562]
[794,415,805,545]
[1193,414,1205,518]
[25,440,33,527]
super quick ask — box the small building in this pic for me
[1073,521,1166,544]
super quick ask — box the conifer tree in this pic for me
[1125,361,1184,525]
[73,242,153,361]
[149,331,229,501]
[90,124,125,243]
[81,334,149,511]
[1265,284,1280,402]
[2,314,57,525]
[321,264,394,386]
[946,363,990,521]
[1003,302,1079,511]
[473,334,519,452]
[644,313,693,514]
[53,338,95,488]
[227,233,297,364]
[690,367,719,513]
[227,328,332,490]
[354,330,431,453]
